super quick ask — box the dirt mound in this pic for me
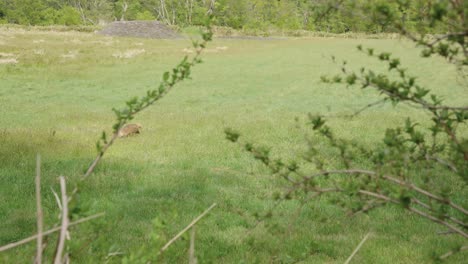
[99,21,181,39]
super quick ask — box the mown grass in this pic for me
[0,29,466,263]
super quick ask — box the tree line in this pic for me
[0,0,453,33]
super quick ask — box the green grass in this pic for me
[0,29,466,263]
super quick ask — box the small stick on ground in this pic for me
[439,245,468,260]
[189,226,197,264]
[0,212,104,253]
[54,176,69,264]
[437,230,457,235]
[344,232,371,264]
[160,203,217,253]
[35,154,44,264]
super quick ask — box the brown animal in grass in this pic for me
[118,123,142,137]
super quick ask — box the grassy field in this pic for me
[0,27,466,263]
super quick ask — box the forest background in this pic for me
[0,0,452,34]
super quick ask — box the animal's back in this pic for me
[118,123,142,137]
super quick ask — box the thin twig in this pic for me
[425,155,458,173]
[357,190,468,239]
[189,226,197,264]
[82,133,119,180]
[68,35,211,202]
[160,203,217,252]
[54,176,69,264]
[407,206,468,239]
[0,213,105,252]
[382,175,468,215]
[301,169,468,236]
[344,232,371,264]
[411,198,467,228]
[35,154,44,264]
[348,200,387,217]
[439,245,468,260]
[437,230,456,235]
[304,169,468,216]
[347,99,387,118]
[51,187,62,211]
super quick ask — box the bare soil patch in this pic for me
[98,21,181,39]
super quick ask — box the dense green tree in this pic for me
[0,0,458,33]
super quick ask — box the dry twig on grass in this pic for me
[54,176,69,264]
[439,245,468,260]
[344,232,371,264]
[189,226,197,264]
[0,213,105,252]
[160,203,217,253]
[34,154,44,264]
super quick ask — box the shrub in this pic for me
[56,6,82,26]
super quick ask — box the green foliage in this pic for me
[56,6,82,26]
[226,0,468,260]
[135,10,155,21]
[1,29,466,262]
[120,218,168,263]
[0,0,460,34]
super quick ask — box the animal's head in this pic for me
[136,123,142,129]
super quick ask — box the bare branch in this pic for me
[406,206,468,239]
[0,213,105,252]
[54,176,69,264]
[51,187,62,212]
[347,99,387,118]
[349,200,387,217]
[437,230,457,235]
[344,232,371,264]
[83,132,119,180]
[189,226,197,264]
[303,169,375,181]
[382,175,468,215]
[357,190,468,239]
[68,34,212,201]
[160,203,217,252]
[425,155,458,173]
[439,245,468,260]
[411,198,467,228]
[303,169,468,216]
[34,154,44,264]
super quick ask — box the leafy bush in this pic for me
[56,6,81,26]
[225,0,467,260]
[135,10,156,21]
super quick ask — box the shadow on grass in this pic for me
[0,129,221,262]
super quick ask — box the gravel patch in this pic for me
[98,21,181,39]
